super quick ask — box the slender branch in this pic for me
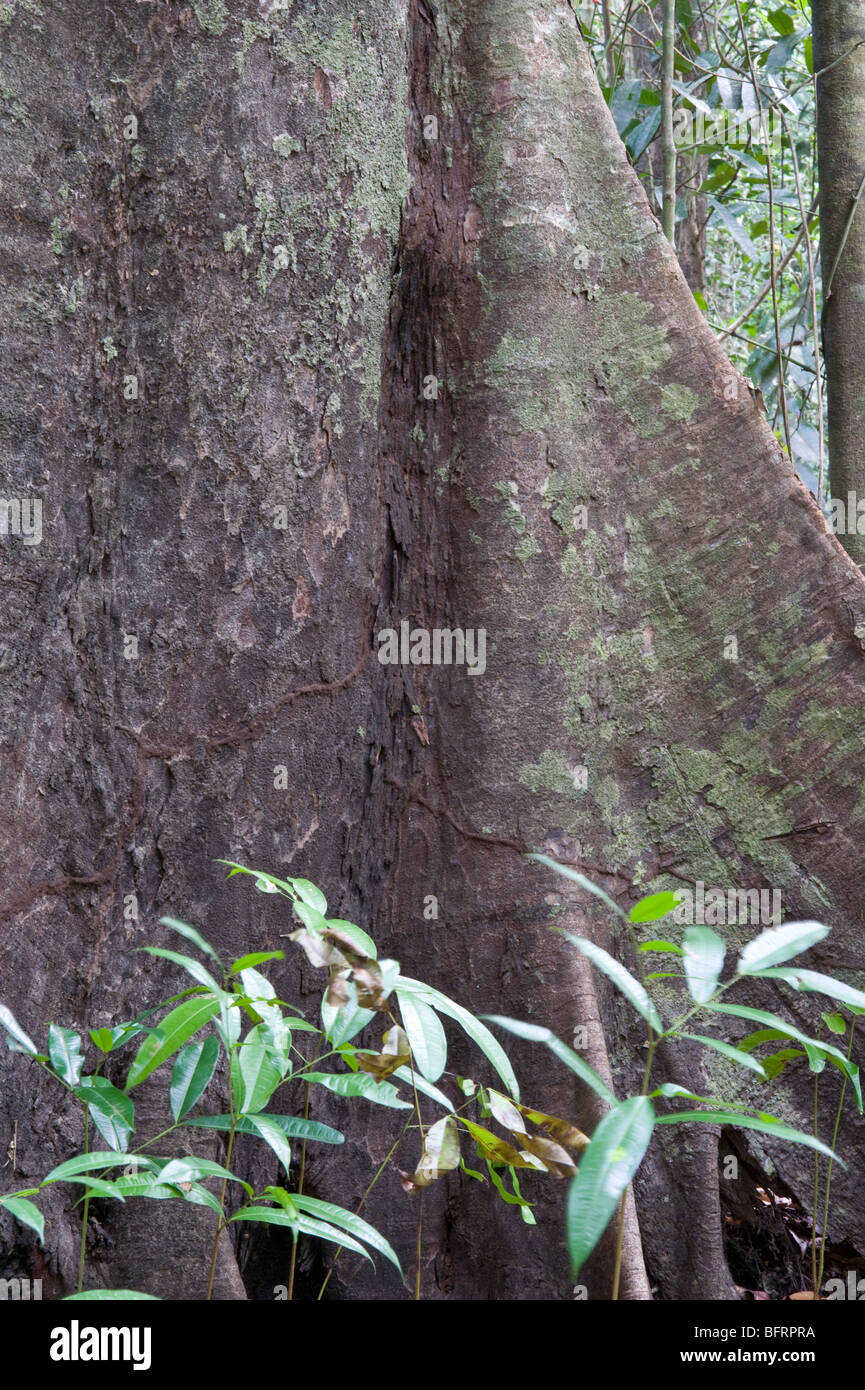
[661,0,677,242]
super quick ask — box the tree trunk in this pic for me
[1,0,864,1302]
[814,0,865,562]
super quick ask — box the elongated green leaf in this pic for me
[153,1157,252,1196]
[170,1036,219,1122]
[63,1290,160,1300]
[64,1176,126,1201]
[527,852,626,919]
[655,1111,844,1164]
[682,926,726,1004]
[48,1024,84,1086]
[751,967,865,1013]
[565,935,662,1031]
[395,977,520,1099]
[482,1016,616,1105]
[235,1026,282,1115]
[245,1115,291,1176]
[325,918,377,960]
[229,1206,371,1260]
[703,1002,861,1106]
[159,917,220,961]
[43,1152,157,1184]
[567,1096,654,1277]
[322,986,376,1047]
[736,1028,791,1054]
[291,879,328,913]
[737,921,829,974]
[126,995,220,1089]
[292,1195,402,1273]
[0,1195,44,1242]
[395,990,447,1083]
[0,1004,38,1056]
[183,1113,344,1144]
[140,947,223,994]
[303,1071,412,1109]
[637,940,684,956]
[677,1032,766,1078]
[629,892,680,924]
[74,1078,135,1152]
[391,1066,454,1112]
[229,952,284,974]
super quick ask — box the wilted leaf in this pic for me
[460,1118,545,1171]
[403,1115,461,1191]
[354,1025,411,1079]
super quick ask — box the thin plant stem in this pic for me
[817,1020,856,1292]
[661,0,677,242]
[76,1109,90,1295]
[316,1120,412,1301]
[287,1033,323,1300]
[735,0,793,458]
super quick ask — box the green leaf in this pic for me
[63,1290,160,1300]
[74,1078,135,1152]
[676,1032,766,1078]
[184,1113,344,1144]
[391,1066,455,1112]
[291,879,328,913]
[153,1157,252,1196]
[395,990,447,1083]
[706,1006,862,1100]
[767,7,795,35]
[761,1048,806,1081]
[229,951,284,974]
[682,926,726,1004]
[89,1028,115,1053]
[566,1097,655,1277]
[637,939,684,956]
[625,107,661,161]
[64,1175,127,1201]
[737,921,829,974]
[629,891,680,924]
[43,1152,157,1184]
[324,919,378,960]
[655,1111,844,1164]
[737,1027,792,1053]
[804,34,813,75]
[292,1194,402,1273]
[0,1004,38,1056]
[703,1002,861,1107]
[140,947,223,994]
[752,967,865,1014]
[48,1024,84,1086]
[564,935,662,1031]
[527,852,626,919]
[708,197,760,259]
[245,1115,292,1176]
[169,1036,219,1122]
[396,977,520,1099]
[303,1071,412,1109]
[235,1025,282,1114]
[482,1016,616,1106]
[823,1012,846,1036]
[126,994,221,1089]
[229,1206,372,1260]
[159,917,220,961]
[0,1195,44,1242]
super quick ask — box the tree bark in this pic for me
[1,0,864,1303]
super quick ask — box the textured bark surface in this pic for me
[814,0,865,562]
[1,0,864,1303]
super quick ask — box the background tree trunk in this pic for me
[814,0,865,562]
[1,0,864,1302]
